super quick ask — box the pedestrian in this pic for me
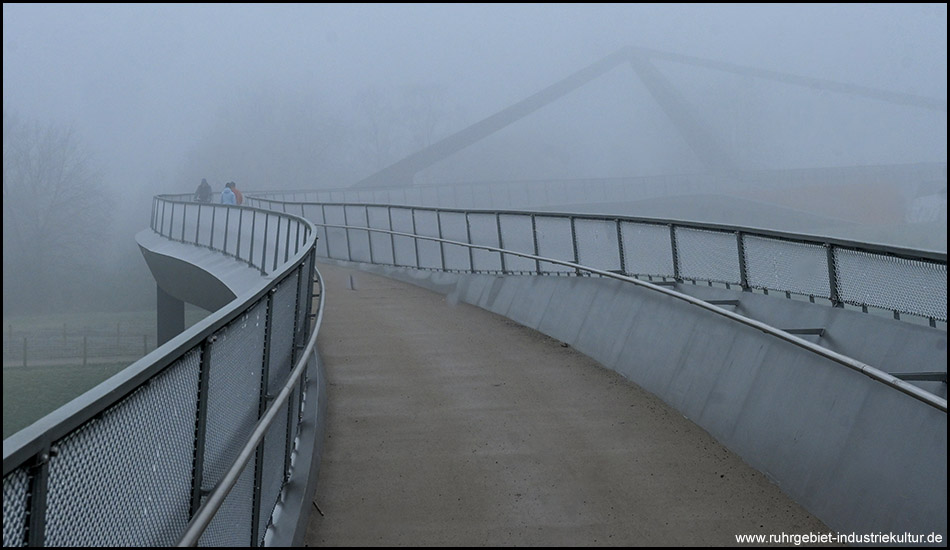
[221,181,237,205]
[194,178,213,203]
[230,182,244,205]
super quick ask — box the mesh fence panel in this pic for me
[258,400,290,545]
[202,301,266,498]
[467,213,502,272]
[499,214,536,273]
[268,273,299,391]
[44,349,201,546]
[389,207,417,267]
[343,206,372,263]
[366,206,395,265]
[575,218,621,273]
[835,249,948,320]
[2,468,29,547]
[199,460,255,546]
[743,236,830,297]
[675,227,741,284]
[439,211,471,271]
[535,216,574,273]
[413,209,443,269]
[619,222,675,277]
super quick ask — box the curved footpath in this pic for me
[305,263,832,546]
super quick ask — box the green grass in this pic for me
[3,362,131,439]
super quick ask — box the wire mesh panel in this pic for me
[199,459,255,546]
[835,249,948,321]
[438,211,471,271]
[366,206,395,265]
[269,273,299,391]
[202,301,266,509]
[619,222,675,278]
[322,206,348,261]
[412,209,443,269]
[499,214,536,273]
[2,468,29,547]
[743,236,830,297]
[467,213,502,272]
[534,216,574,273]
[44,350,201,546]
[575,218,621,273]
[389,207,418,268]
[341,206,371,263]
[258,399,290,545]
[675,227,741,284]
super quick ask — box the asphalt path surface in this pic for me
[305,263,832,546]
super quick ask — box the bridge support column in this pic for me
[157,285,185,345]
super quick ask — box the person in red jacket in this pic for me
[226,181,244,205]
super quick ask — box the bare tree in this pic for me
[2,109,112,313]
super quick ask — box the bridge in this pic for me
[2,48,947,546]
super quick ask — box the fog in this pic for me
[3,3,947,315]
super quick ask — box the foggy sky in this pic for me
[4,3,947,195]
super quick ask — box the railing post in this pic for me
[249,210,258,270]
[570,216,580,276]
[236,209,244,261]
[251,289,275,546]
[531,214,541,275]
[272,216,281,272]
[465,212,474,272]
[190,336,213,517]
[169,202,175,241]
[260,213,269,275]
[669,224,681,282]
[496,213,507,275]
[388,206,396,266]
[320,204,330,259]
[826,243,842,307]
[26,446,52,546]
[195,204,202,245]
[437,210,446,271]
[365,205,375,265]
[411,209,420,269]
[736,231,750,291]
[616,219,626,275]
[223,208,231,256]
[343,206,353,262]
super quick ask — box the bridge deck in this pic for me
[305,263,832,546]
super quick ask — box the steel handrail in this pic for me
[177,266,326,546]
[312,221,947,413]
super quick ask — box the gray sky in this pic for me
[3,3,947,191]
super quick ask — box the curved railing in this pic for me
[2,196,323,547]
[247,196,947,325]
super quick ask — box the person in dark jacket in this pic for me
[194,178,213,202]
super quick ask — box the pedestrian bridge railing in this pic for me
[3,196,323,547]
[248,196,947,326]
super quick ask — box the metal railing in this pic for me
[3,196,323,547]
[247,197,947,325]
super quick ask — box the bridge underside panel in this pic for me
[336,261,947,540]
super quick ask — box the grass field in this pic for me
[3,362,131,439]
[2,306,209,439]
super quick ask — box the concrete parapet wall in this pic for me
[345,262,947,541]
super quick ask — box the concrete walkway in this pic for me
[305,263,832,546]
